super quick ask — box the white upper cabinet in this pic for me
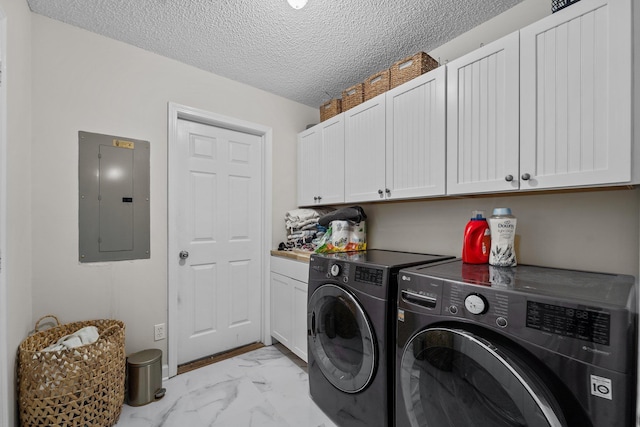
[447,32,520,195]
[520,0,633,189]
[344,66,446,203]
[344,96,387,203]
[386,67,447,199]
[299,0,637,203]
[297,127,322,206]
[297,115,345,206]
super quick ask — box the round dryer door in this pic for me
[399,328,567,427]
[308,284,376,393]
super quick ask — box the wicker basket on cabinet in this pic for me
[341,83,365,111]
[319,98,342,122]
[390,52,439,88]
[364,69,390,101]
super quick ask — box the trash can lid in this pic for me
[128,349,162,367]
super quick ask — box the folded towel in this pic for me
[288,230,317,239]
[285,208,334,229]
[42,326,100,352]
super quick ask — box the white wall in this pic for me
[0,0,33,425]
[428,0,550,63]
[30,14,317,362]
[364,188,640,275]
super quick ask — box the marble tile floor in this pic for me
[115,344,338,427]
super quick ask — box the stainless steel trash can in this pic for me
[127,349,165,406]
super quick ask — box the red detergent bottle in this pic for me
[462,210,490,264]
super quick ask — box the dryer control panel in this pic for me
[398,275,514,330]
[397,260,635,373]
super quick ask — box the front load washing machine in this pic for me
[307,250,454,427]
[395,260,637,427]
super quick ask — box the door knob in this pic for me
[505,174,514,182]
[179,251,189,259]
[521,173,531,181]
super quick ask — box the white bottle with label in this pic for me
[488,208,517,267]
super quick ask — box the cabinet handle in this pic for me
[317,196,322,201]
[505,175,514,182]
[385,188,390,194]
[378,189,384,197]
[313,196,318,201]
[521,173,531,181]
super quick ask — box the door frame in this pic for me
[0,10,8,426]
[167,102,272,378]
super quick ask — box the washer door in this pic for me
[308,284,376,393]
[400,327,567,427]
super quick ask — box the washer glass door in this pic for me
[308,284,376,393]
[400,328,567,427]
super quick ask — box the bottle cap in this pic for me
[471,210,485,220]
[492,207,512,216]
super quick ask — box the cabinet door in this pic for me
[344,97,386,202]
[386,66,446,199]
[297,128,322,206]
[520,0,632,189]
[447,32,520,195]
[319,116,345,205]
[270,272,292,346]
[291,279,308,362]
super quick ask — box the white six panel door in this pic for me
[176,119,262,365]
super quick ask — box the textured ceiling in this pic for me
[27,0,522,107]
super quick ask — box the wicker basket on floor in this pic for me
[18,315,126,427]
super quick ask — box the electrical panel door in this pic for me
[79,131,150,262]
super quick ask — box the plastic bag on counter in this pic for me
[315,221,367,253]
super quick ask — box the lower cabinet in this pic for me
[270,256,309,362]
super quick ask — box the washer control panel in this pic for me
[309,256,390,300]
[398,274,511,330]
[397,261,633,373]
[526,301,611,345]
[445,282,511,329]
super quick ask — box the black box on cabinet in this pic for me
[552,0,581,13]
